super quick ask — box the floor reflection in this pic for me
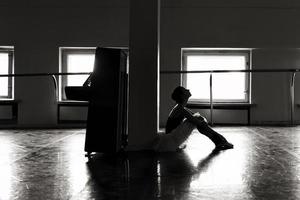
[0,137,14,200]
[0,128,300,199]
[157,150,221,200]
[85,150,222,200]
[65,134,89,195]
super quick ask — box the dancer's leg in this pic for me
[197,123,232,149]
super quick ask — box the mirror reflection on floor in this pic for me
[0,127,299,200]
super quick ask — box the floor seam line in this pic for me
[9,132,81,164]
[247,127,300,161]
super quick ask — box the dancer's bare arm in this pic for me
[177,106,206,126]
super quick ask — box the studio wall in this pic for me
[1,0,300,127]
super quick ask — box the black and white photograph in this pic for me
[0,0,299,199]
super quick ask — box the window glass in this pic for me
[0,53,9,97]
[183,50,250,102]
[60,48,95,100]
[0,48,13,99]
[66,54,94,86]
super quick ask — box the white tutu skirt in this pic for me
[153,120,195,152]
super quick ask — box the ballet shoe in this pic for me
[214,142,234,151]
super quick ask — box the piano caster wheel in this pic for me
[85,152,92,159]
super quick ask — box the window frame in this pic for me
[0,47,14,100]
[181,49,251,103]
[59,47,96,101]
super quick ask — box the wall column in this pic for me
[127,0,160,150]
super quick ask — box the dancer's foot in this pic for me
[214,142,234,151]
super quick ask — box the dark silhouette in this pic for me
[154,86,233,152]
[84,47,129,156]
[64,47,129,157]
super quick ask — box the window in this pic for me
[0,47,14,99]
[59,48,96,101]
[182,49,250,103]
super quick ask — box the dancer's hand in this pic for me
[193,113,207,123]
[193,112,201,117]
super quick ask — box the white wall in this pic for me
[1,0,300,127]
[0,0,129,127]
[159,0,300,126]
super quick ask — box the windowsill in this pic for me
[0,99,19,104]
[58,100,89,106]
[187,102,255,109]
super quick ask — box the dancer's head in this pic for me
[171,86,191,104]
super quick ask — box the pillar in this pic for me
[127,0,160,150]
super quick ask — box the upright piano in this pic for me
[65,47,129,156]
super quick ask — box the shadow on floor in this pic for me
[85,150,221,199]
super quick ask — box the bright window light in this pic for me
[0,53,9,97]
[183,51,250,102]
[66,54,95,86]
[60,48,96,101]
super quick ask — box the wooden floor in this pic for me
[0,127,300,199]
